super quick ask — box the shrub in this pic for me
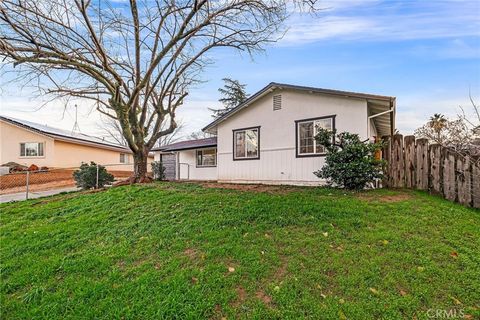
[151,161,166,181]
[314,129,385,190]
[73,162,114,189]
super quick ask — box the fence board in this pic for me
[404,135,416,188]
[415,138,429,190]
[382,135,477,208]
[456,155,471,206]
[382,136,392,187]
[429,144,442,194]
[472,164,480,209]
[391,134,405,188]
[442,149,456,202]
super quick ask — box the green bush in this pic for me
[151,161,166,181]
[73,162,114,190]
[314,129,385,190]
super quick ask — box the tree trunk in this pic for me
[132,149,151,183]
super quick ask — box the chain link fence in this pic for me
[0,163,136,201]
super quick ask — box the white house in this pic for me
[153,82,395,185]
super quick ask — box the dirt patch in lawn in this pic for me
[357,192,414,203]
[199,182,296,194]
[276,257,288,278]
[183,248,198,259]
[255,290,273,307]
[231,286,247,308]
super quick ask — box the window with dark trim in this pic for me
[295,116,335,157]
[196,148,217,167]
[233,126,260,160]
[20,142,44,157]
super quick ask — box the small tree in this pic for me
[73,162,114,190]
[151,161,166,181]
[314,129,385,190]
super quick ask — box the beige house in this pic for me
[154,82,395,185]
[0,116,146,171]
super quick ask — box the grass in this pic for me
[1,182,479,319]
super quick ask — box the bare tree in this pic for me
[97,116,184,148]
[97,116,128,146]
[0,0,319,181]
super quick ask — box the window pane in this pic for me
[204,149,216,166]
[20,143,25,156]
[235,132,245,158]
[25,142,38,156]
[299,122,314,154]
[245,129,258,157]
[196,150,202,166]
[38,143,44,156]
[315,118,332,131]
[203,154,215,166]
[198,149,216,166]
[314,118,332,154]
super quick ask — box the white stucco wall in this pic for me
[177,149,217,180]
[0,120,55,167]
[215,89,369,185]
[0,120,144,171]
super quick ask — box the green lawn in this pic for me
[1,183,479,319]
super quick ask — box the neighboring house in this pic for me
[153,82,396,185]
[0,116,151,171]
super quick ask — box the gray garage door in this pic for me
[159,154,176,180]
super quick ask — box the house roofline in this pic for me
[202,82,396,132]
[0,116,132,153]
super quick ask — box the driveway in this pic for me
[0,186,80,203]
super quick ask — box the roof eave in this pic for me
[202,82,395,132]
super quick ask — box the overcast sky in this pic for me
[1,0,479,141]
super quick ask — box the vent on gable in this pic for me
[273,94,282,111]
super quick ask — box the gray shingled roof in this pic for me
[203,82,395,132]
[0,115,131,152]
[152,137,217,152]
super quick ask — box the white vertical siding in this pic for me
[216,89,369,185]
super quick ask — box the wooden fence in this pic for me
[382,135,480,208]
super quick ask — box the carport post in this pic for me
[26,171,30,200]
[96,164,99,189]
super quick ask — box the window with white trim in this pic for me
[296,116,334,156]
[20,142,44,157]
[233,127,259,160]
[120,153,129,164]
[196,148,217,167]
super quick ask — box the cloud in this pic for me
[280,1,480,45]
[396,91,480,134]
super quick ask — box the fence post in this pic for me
[404,135,416,188]
[415,138,429,190]
[429,144,442,195]
[96,164,99,189]
[391,134,405,188]
[456,155,472,206]
[442,149,456,202]
[381,136,392,187]
[26,171,30,200]
[472,163,480,209]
